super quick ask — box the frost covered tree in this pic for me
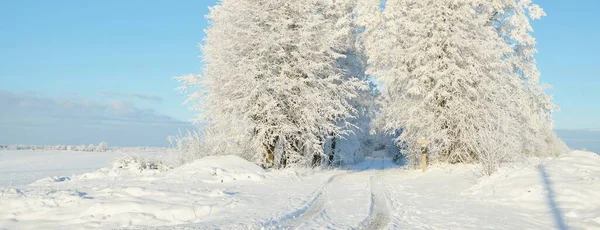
[95,142,109,152]
[316,0,382,166]
[87,144,96,152]
[479,0,566,156]
[179,0,367,168]
[358,0,561,172]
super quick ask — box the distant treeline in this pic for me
[0,143,168,153]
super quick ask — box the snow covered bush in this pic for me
[112,156,169,172]
[167,129,209,166]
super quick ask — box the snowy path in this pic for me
[266,154,396,229]
[358,175,392,230]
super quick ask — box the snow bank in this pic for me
[171,155,265,183]
[466,151,600,229]
[0,154,332,229]
[0,155,260,228]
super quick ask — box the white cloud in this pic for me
[0,90,192,146]
[100,91,164,102]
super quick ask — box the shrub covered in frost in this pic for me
[167,129,209,167]
[112,156,169,172]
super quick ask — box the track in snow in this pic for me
[265,158,380,229]
[265,156,394,230]
[272,175,340,229]
[357,175,392,230]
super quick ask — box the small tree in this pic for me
[95,142,109,152]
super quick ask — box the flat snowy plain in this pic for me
[1,149,599,229]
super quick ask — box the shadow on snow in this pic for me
[538,165,568,230]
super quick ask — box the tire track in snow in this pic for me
[264,158,378,229]
[273,177,336,229]
[357,158,392,230]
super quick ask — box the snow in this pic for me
[466,151,600,229]
[0,150,161,187]
[1,150,599,229]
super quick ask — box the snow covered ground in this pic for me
[0,150,162,187]
[1,150,599,229]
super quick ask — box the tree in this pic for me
[481,0,566,156]
[95,142,109,152]
[358,0,554,172]
[180,0,367,168]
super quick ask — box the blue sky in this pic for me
[532,0,600,130]
[0,0,217,146]
[0,0,598,146]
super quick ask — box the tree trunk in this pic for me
[263,135,279,168]
[264,142,275,168]
[328,134,336,166]
[312,136,323,167]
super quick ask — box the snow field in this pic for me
[0,150,599,229]
[0,150,162,187]
[0,153,340,229]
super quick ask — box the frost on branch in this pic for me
[179,0,370,168]
[357,0,565,173]
[174,0,565,174]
